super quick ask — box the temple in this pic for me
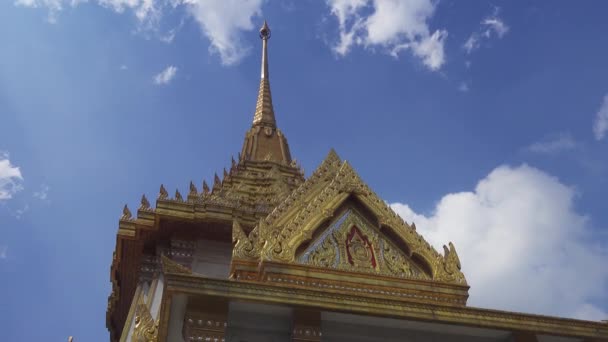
[107,22,608,342]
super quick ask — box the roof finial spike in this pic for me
[140,194,150,209]
[252,20,276,127]
[202,180,210,194]
[189,181,198,196]
[121,204,132,220]
[159,184,168,199]
[174,189,183,201]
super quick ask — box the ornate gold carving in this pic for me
[435,242,466,284]
[308,236,337,268]
[160,255,191,275]
[232,150,465,285]
[140,194,150,210]
[298,209,428,280]
[121,204,132,220]
[158,184,168,199]
[174,189,183,202]
[189,181,197,196]
[133,303,158,342]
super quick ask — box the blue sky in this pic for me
[1,0,607,340]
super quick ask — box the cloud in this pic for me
[33,184,50,200]
[326,0,448,71]
[184,0,263,65]
[593,94,608,141]
[526,132,579,154]
[14,204,29,219]
[391,164,608,320]
[458,81,469,92]
[0,152,24,200]
[153,65,177,85]
[463,7,509,54]
[15,0,264,65]
[0,245,6,259]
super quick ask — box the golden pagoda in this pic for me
[107,21,608,342]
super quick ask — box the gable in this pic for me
[297,208,431,280]
[232,149,466,286]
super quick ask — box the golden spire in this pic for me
[252,20,276,127]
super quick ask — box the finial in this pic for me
[214,173,222,188]
[231,156,237,168]
[175,189,183,201]
[159,184,168,199]
[223,167,229,178]
[189,181,198,196]
[411,222,417,231]
[259,20,271,40]
[202,180,210,194]
[121,204,132,220]
[140,194,150,209]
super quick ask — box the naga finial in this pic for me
[202,180,210,194]
[159,184,168,199]
[189,181,197,196]
[140,194,150,209]
[121,204,132,220]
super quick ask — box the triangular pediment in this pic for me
[232,149,466,285]
[297,207,431,280]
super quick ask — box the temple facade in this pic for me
[106,22,608,342]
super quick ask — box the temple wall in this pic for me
[191,239,232,278]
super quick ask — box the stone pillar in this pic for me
[292,309,322,342]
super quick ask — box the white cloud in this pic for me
[184,0,263,65]
[0,152,24,201]
[153,65,177,85]
[15,0,264,65]
[527,133,579,154]
[391,164,608,320]
[327,0,447,71]
[458,81,469,92]
[593,94,608,141]
[33,184,50,200]
[14,204,29,219]
[463,7,509,54]
[0,245,7,259]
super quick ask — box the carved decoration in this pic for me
[231,150,466,285]
[158,184,168,199]
[174,189,183,202]
[160,255,191,275]
[189,181,198,196]
[133,303,158,342]
[298,209,428,280]
[121,204,132,220]
[139,194,150,210]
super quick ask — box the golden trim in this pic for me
[162,274,608,339]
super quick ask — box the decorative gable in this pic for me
[231,149,469,306]
[298,209,430,280]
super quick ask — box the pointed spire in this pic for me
[175,189,183,201]
[189,181,198,196]
[159,184,168,199]
[214,173,222,188]
[252,20,276,127]
[223,167,229,179]
[202,180,210,194]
